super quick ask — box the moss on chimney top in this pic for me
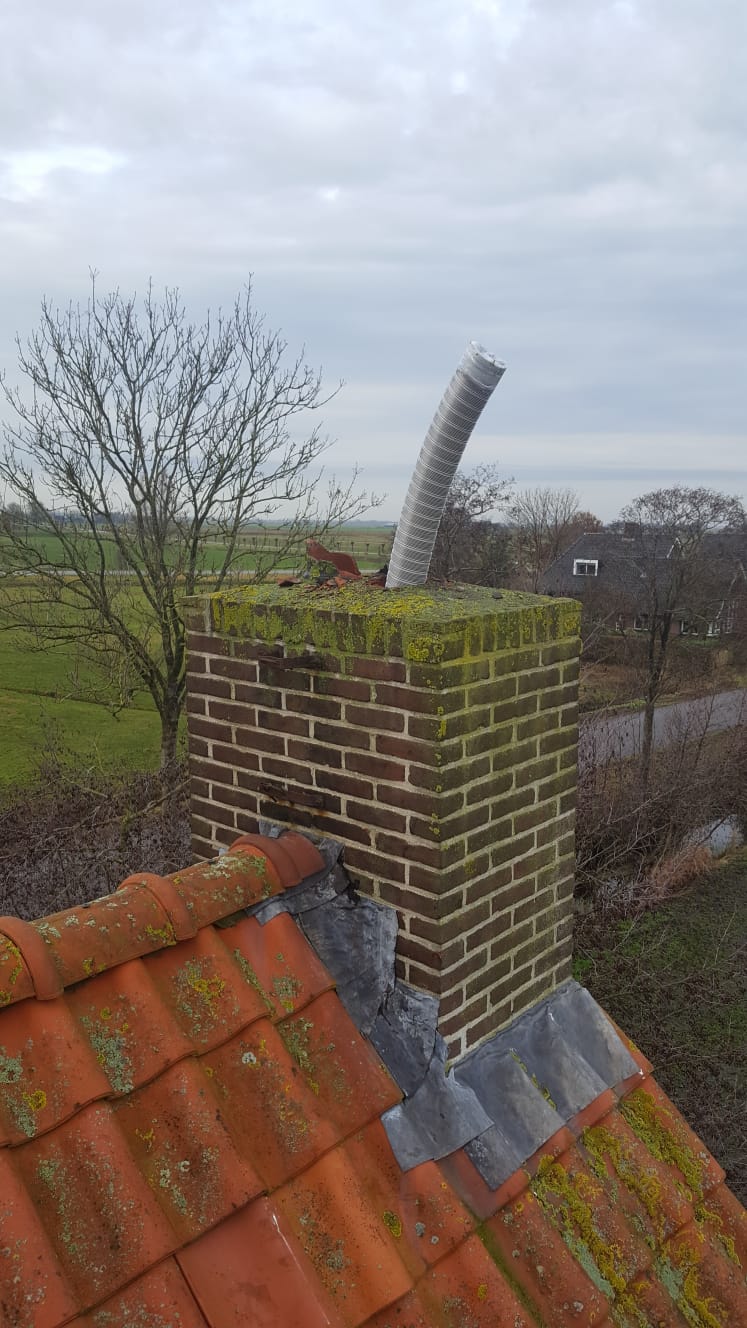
[205,582,580,661]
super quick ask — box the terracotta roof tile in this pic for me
[144,925,271,1050]
[201,1016,343,1188]
[274,1136,416,1323]
[485,1188,609,1327]
[66,957,193,1096]
[0,1149,79,1328]
[72,1258,211,1327]
[578,1104,693,1246]
[225,909,334,1019]
[14,1101,176,1308]
[176,1196,344,1328]
[1,829,745,1328]
[276,989,401,1135]
[343,1120,475,1269]
[363,1233,536,1328]
[0,997,110,1144]
[617,1078,726,1202]
[113,1057,264,1241]
[0,928,36,1007]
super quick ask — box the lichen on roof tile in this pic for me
[0,830,745,1328]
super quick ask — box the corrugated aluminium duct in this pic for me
[385,342,506,590]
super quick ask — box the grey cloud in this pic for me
[0,0,745,520]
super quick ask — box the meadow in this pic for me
[0,525,394,784]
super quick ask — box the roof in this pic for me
[1,830,746,1328]
[541,528,747,604]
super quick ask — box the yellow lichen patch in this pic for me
[272,973,303,1012]
[23,1089,47,1112]
[656,1239,730,1328]
[79,1012,134,1094]
[280,1017,320,1093]
[531,1154,628,1300]
[693,1204,741,1268]
[583,1123,669,1246]
[0,936,23,1006]
[188,972,226,1005]
[144,922,177,947]
[620,1089,708,1201]
[232,949,276,1014]
[382,1210,402,1239]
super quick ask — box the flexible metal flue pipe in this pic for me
[385,342,506,590]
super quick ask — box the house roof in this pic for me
[1,831,746,1328]
[541,528,747,604]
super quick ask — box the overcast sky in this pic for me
[1,0,745,521]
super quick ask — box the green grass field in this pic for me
[0,526,393,576]
[0,526,394,784]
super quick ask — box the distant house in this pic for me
[541,526,747,638]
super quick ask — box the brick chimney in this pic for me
[184,584,580,1059]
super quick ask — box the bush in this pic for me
[0,748,190,920]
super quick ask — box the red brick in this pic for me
[315,769,375,800]
[438,993,489,1040]
[397,933,453,973]
[193,759,237,788]
[407,904,488,946]
[257,664,314,692]
[375,784,458,817]
[188,674,232,699]
[234,683,282,707]
[400,961,442,997]
[346,801,407,834]
[313,674,371,702]
[315,722,371,750]
[345,846,407,885]
[232,639,282,661]
[187,632,230,657]
[213,743,260,772]
[258,758,314,786]
[284,693,343,721]
[408,757,490,793]
[287,739,343,769]
[345,751,406,783]
[208,655,257,681]
[208,700,258,727]
[186,694,206,717]
[346,656,406,682]
[373,684,466,714]
[346,704,405,733]
[192,797,236,832]
[188,716,226,744]
[375,733,438,764]
[256,708,309,737]
[234,728,285,756]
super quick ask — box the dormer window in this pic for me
[573,559,598,576]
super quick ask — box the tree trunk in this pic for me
[159,716,179,770]
[641,697,656,786]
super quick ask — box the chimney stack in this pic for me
[184,584,580,1059]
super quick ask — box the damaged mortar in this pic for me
[184,580,582,1059]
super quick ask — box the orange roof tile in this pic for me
[1,829,745,1328]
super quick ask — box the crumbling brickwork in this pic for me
[184,584,580,1058]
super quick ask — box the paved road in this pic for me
[579,688,747,767]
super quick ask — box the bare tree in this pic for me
[618,486,745,782]
[0,279,373,766]
[511,486,583,590]
[428,464,513,584]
